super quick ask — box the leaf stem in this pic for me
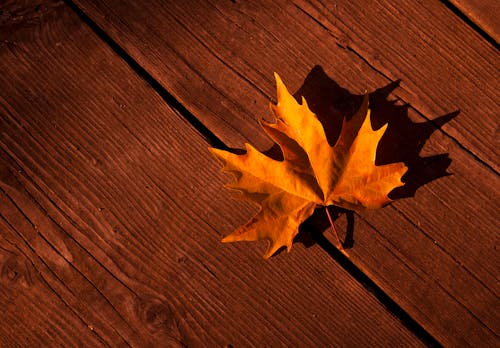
[325,206,343,250]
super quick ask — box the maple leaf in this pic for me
[210,73,407,258]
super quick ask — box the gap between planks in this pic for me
[63,1,500,346]
[61,1,441,344]
[0,1,430,345]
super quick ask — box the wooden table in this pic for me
[1,0,498,346]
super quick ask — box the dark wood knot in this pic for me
[0,253,33,287]
[135,296,184,336]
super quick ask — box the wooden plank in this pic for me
[303,80,500,347]
[449,0,500,43]
[0,219,106,346]
[0,2,425,346]
[295,0,499,171]
[72,0,499,170]
[67,0,500,346]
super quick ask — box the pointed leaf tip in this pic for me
[273,72,290,104]
[221,235,232,243]
[273,71,281,83]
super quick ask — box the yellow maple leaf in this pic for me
[210,73,407,258]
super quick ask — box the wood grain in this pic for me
[295,0,499,172]
[73,0,499,170]
[449,0,500,42]
[67,0,500,346]
[0,2,425,346]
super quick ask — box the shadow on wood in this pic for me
[293,65,458,250]
[214,65,457,254]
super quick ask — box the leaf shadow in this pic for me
[290,65,458,251]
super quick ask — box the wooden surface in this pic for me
[1,0,499,347]
[449,0,500,42]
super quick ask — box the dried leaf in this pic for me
[210,73,407,258]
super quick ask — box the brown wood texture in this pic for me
[68,0,500,346]
[449,0,500,42]
[73,0,499,171]
[0,1,428,346]
[293,0,499,172]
